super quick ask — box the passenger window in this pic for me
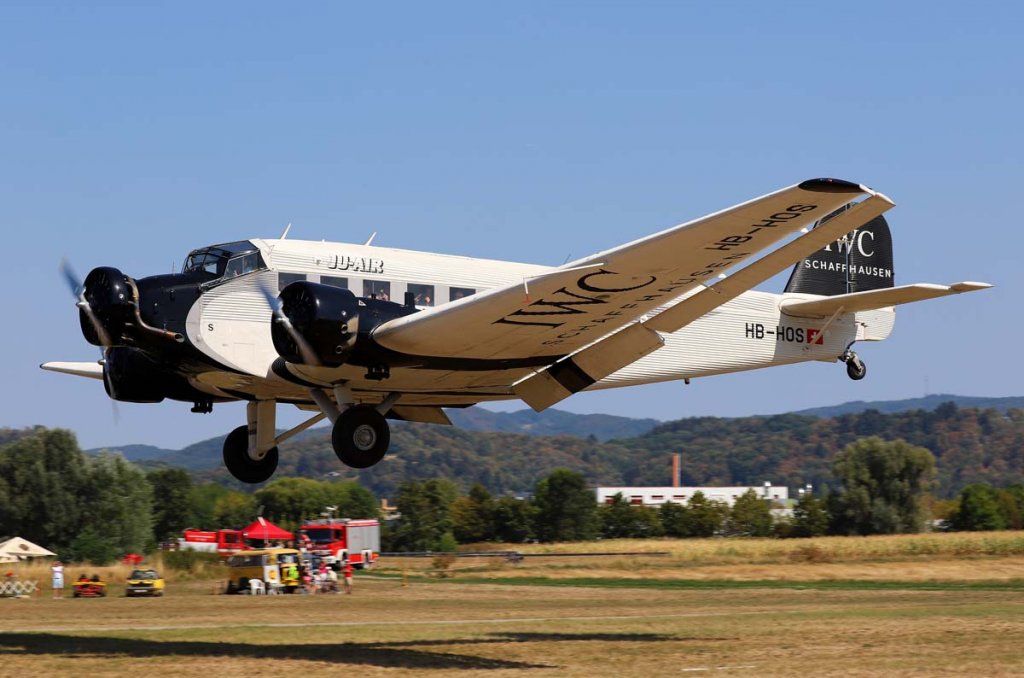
[321,275,348,289]
[363,280,391,301]
[449,287,475,301]
[408,283,434,307]
[279,272,305,289]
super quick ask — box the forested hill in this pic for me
[446,407,659,440]
[794,394,1024,418]
[77,401,1024,500]
[619,404,1024,497]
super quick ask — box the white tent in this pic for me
[0,537,56,561]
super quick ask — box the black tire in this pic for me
[846,359,867,381]
[331,406,390,469]
[223,425,278,483]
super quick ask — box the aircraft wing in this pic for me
[780,282,992,318]
[40,361,104,380]
[373,178,871,364]
[512,192,896,410]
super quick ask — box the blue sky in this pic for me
[2,1,1021,449]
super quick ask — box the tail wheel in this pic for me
[846,357,867,381]
[331,406,390,469]
[223,425,278,484]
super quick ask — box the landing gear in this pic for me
[223,425,278,484]
[222,400,328,484]
[840,349,867,381]
[307,386,394,470]
[332,405,390,468]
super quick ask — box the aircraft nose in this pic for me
[79,266,136,346]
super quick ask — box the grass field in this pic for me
[3,548,1024,676]
[378,532,1024,584]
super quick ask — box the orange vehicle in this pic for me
[72,575,107,598]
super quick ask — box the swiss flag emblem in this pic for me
[807,329,824,345]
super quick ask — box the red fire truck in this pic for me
[177,528,245,556]
[298,519,380,569]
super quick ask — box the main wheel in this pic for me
[223,425,278,483]
[332,405,390,468]
[846,358,867,381]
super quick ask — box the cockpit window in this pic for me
[183,241,264,279]
[224,252,261,279]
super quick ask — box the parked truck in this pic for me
[298,519,380,569]
[177,528,246,556]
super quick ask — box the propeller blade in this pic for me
[59,259,84,299]
[256,280,321,367]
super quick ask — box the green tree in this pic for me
[87,452,155,555]
[492,496,537,543]
[997,484,1024,530]
[599,494,663,538]
[725,489,773,537]
[66,526,117,565]
[659,501,688,537]
[533,469,599,542]
[830,437,936,535]
[949,484,1005,531]
[791,492,829,538]
[450,483,496,543]
[187,483,230,528]
[147,468,193,542]
[255,477,330,529]
[0,428,92,551]
[681,491,728,537]
[213,492,257,528]
[387,479,456,551]
[324,481,379,519]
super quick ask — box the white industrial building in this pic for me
[596,483,789,508]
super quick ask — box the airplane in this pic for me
[43,178,991,483]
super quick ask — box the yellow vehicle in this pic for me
[225,548,302,594]
[125,569,165,597]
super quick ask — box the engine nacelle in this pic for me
[103,346,207,403]
[272,282,360,367]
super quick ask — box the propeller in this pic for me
[60,259,120,423]
[61,259,112,348]
[256,278,321,367]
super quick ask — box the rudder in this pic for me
[784,204,895,296]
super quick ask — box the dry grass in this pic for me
[510,531,1024,562]
[1,576,1023,676]
[4,551,225,587]
[377,532,1024,585]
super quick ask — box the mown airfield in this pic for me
[4,533,1024,676]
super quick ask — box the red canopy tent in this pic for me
[241,517,294,543]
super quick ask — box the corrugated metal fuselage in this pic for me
[176,238,893,409]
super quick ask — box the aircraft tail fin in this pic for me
[783,205,894,296]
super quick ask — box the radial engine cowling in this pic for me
[80,266,135,346]
[272,281,360,367]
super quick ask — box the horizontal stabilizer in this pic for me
[781,282,992,318]
[40,361,104,380]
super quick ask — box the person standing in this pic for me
[50,560,64,599]
[342,559,353,594]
